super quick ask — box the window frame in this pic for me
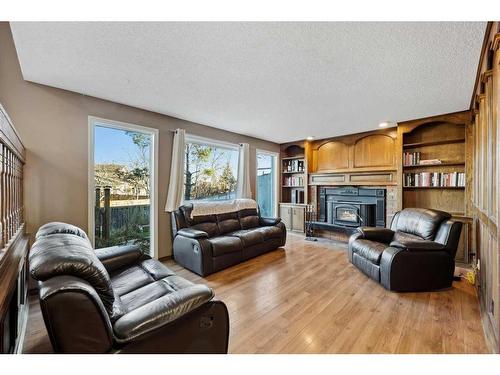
[88,116,159,259]
[183,134,240,203]
[255,149,279,218]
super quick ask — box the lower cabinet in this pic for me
[279,203,306,233]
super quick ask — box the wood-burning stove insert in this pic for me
[317,186,386,229]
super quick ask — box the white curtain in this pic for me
[236,143,252,199]
[165,129,186,212]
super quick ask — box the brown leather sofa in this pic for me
[29,222,229,353]
[171,204,286,276]
[348,208,462,291]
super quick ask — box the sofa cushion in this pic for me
[191,221,219,238]
[229,229,264,247]
[36,221,91,244]
[110,259,175,296]
[350,239,387,265]
[390,208,451,241]
[30,233,115,314]
[207,236,243,257]
[255,225,283,241]
[239,208,260,229]
[119,274,196,313]
[180,205,220,238]
[217,211,241,234]
[392,231,422,243]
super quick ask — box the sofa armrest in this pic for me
[113,284,214,343]
[177,228,209,239]
[356,227,395,243]
[380,246,455,291]
[389,240,446,252]
[38,275,114,353]
[259,217,281,226]
[95,244,143,272]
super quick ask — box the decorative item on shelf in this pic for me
[418,159,442,165]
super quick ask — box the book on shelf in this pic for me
[283,175,304,187]
[403,152,444,166]
[291,189,305,204]
[403,151,421,166]
[283,159,304,172]
[403,172,465,187]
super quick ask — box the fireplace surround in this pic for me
[317,186,386,229]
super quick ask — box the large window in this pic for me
[184,136,239,202]
[89,118,158,258]
[256,150,278,217]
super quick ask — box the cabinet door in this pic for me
[291,207,305,232]
[280,206,292,230]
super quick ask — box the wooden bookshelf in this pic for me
[398,117,472,265]
[401,122,467,215]
[280,144,306,205]
[279,143,307,233]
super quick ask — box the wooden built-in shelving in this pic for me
[403,162,465,169]
[402,138,465,149]
[280,145,306,205]
[398,117,470,265]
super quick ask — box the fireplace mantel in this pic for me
[308,170,397,186]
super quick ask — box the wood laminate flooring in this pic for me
[22,233,489,354]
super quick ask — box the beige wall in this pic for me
[0,22,280,258]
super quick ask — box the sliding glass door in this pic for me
[90,118,157,257]
[256,150,278,217]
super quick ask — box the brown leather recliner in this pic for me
[348,208,462,292]
[29,222,229,353]
[171,204,287,276]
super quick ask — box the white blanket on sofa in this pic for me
[190,199,258,218]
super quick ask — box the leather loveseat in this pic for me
[29,222,229,353]
[171,203,286,276]
[348,208,462,292]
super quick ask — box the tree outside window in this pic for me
[184,142,238,201]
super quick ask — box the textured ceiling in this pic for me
[10,22,485,143]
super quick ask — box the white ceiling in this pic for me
[10,22,485,143]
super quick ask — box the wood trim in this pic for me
[0,224,27,313]
[308,170,397,186]
[470,24,500,352]
[397,110,470,133]
[492,33,500,51]
[470,22,494,109]
[482,69,493,82]
[0,104,25,163]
